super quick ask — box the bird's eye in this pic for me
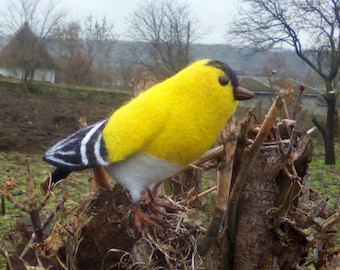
[219,76,229,86]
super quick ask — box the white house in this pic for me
[0,22,58,83]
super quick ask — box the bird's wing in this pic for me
[102,95,169,163]
[43,120,109,170]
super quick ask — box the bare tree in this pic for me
[228,0,340,164]
[0,0,66,84]
[126,0,202,78]
[53,16,116,86]
[262,52,287,78]
[0,0,65,37]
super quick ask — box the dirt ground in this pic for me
[0,88,121,155]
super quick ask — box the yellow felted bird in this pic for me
[43,59,254,229]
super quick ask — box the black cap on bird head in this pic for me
[207,60,254,101]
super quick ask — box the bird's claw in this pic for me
[146,189,185,215]
[132,190,186,232]
[132,203,164,232]
[148,199,185,216]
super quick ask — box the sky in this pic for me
[64,0,240,44]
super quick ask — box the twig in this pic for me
[262,139,291,146]
[35,250,44,267]
[42,191,68,232]
[173,145,224,187]
[286,85,304,157]
[26,164,36,209]
[312,197,329,219]
[181,186,217,204]
[191,145,224,167]
[1,195,5,216]
[0,190,28,212]
[78,116,87,128]
[39,188,53,209]
[231,111,253,185]
[330,192,340,215]
[283,166,300,181]
[199,117,238,254]
[20,192,68,259]
[216,116,238,212]
[26,164,43,243]
[281,98,290,119]
[274,120,285,155]
[320,212,339,230]
[3,242,25,270]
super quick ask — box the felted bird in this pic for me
[43,59,254,230]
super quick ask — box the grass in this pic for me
[0,151,90,216]
[0,77,133,103]
[310,139,340,205]
[0,152,90,269]
[310,139,340,249]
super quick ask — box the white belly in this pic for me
[105,152,183,202]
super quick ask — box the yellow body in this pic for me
[102,59,238,166]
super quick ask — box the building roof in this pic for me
[239,75,320,97]
[0,22,58,70]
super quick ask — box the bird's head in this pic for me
[205,59,254,102]
[164,59,254,116]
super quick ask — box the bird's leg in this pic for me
[131,203,163,232]
[93,166,111,189]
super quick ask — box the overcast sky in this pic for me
[65,0,240,44]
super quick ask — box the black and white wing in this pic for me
[43,120,109,171]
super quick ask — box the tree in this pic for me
[0,0,66,84]
[228,0,340,164]
[53,16,116,86]
[262,51,287,78]
[126,0,202,78]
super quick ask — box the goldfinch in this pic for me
[43,59,254,228]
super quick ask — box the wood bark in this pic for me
[312,91,336,165]
[226,89,336,269]
[232,135,313,269]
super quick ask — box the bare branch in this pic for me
[52,16,117,85]
[126,0,203,77]
[229,0,340,84]
[26,164,43,243]
[229,0,339,164]
[0,0,66,38]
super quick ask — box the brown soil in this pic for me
[0,88,121,155]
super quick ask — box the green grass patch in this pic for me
[0,152,90,269]
[0,78,133,103]
[309,139,340,246]
[310,139,340,205]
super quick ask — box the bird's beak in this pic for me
[234,86,254,101]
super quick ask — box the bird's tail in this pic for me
[50,168,71,184]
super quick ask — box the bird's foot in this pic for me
[131,190,186,232]
[148,198,185,217]
[131,203,164,232]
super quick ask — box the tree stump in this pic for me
[233,132,313,269]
